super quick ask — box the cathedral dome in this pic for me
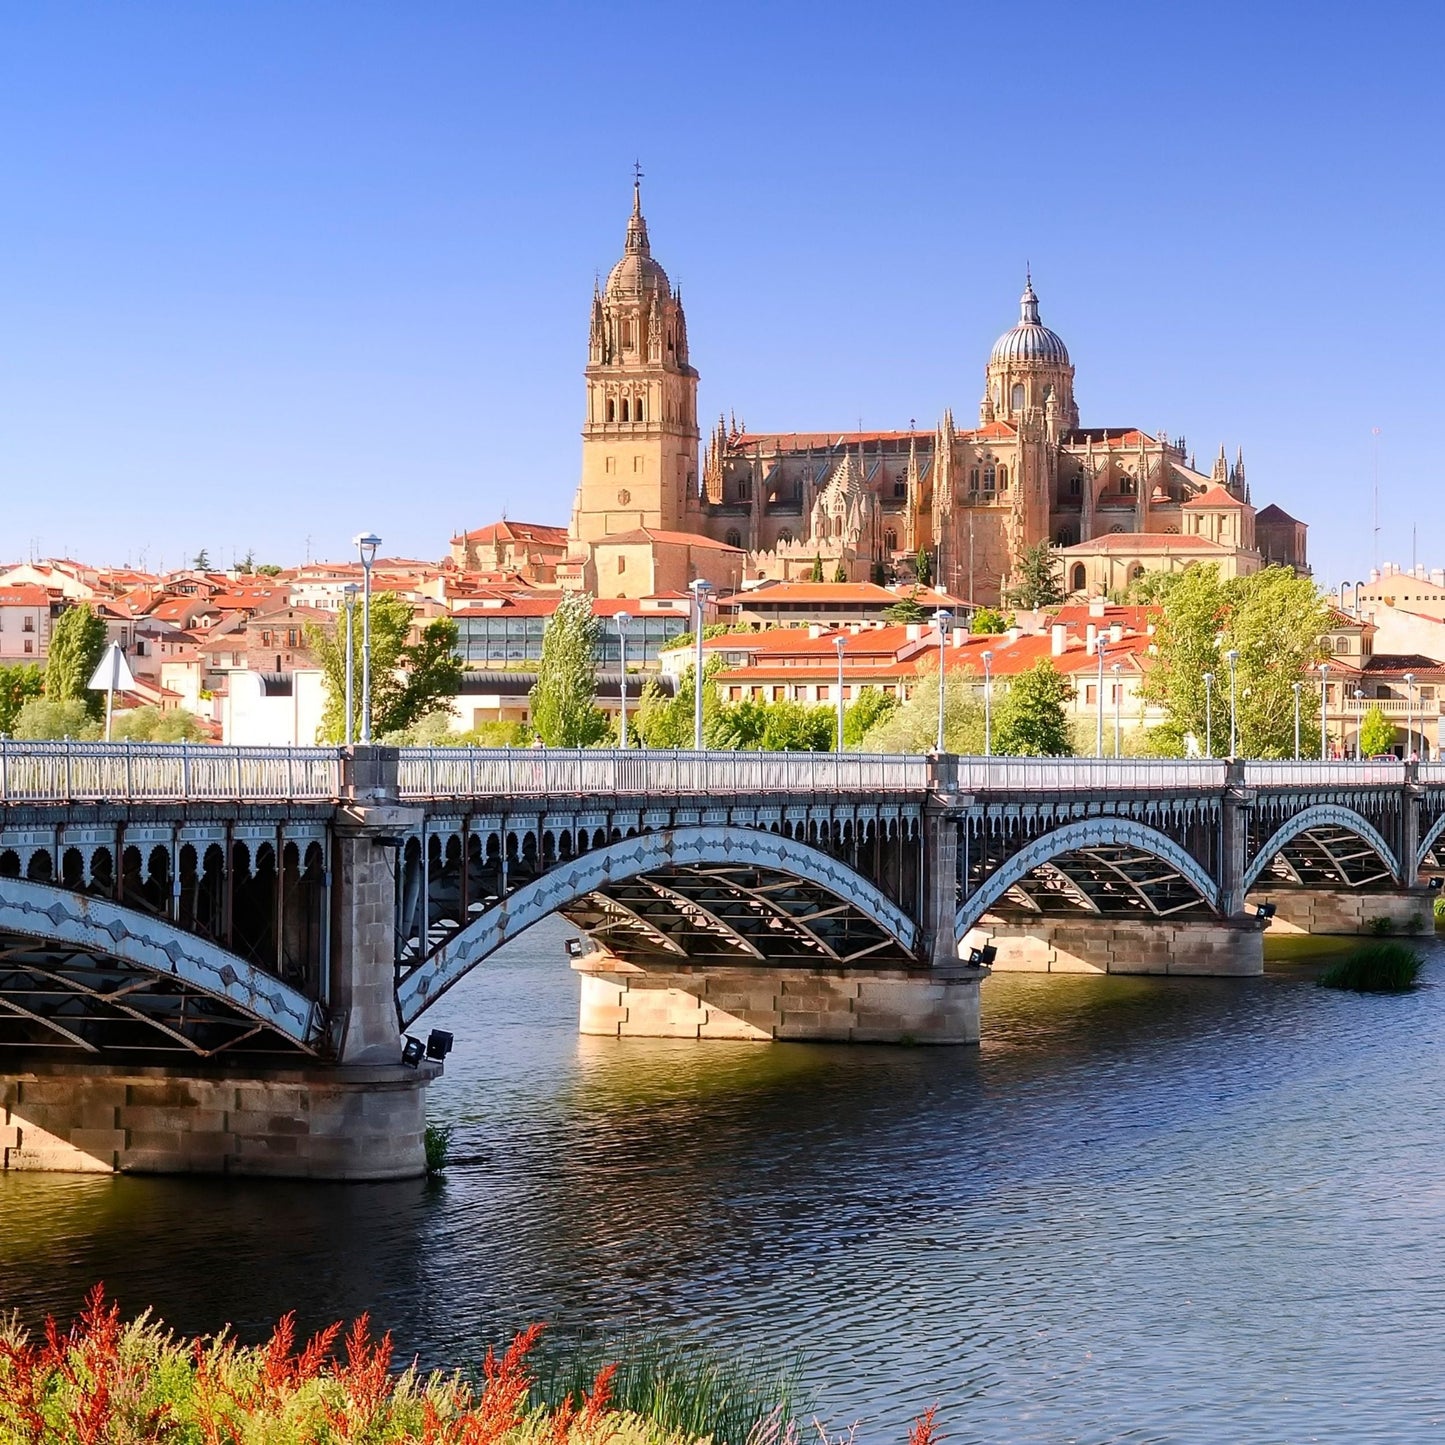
[990,275,1070,365]
[605,182,671,299]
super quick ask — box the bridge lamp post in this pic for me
[1354,687,1366,758]
[981,650,994,757]
[1203,672,1214,758]
[354,532,381,742]
[1405,672,1416,760]
[1292,680,1302,760]
[341,583,360,745]
[932,609,952,753]
[616,611,631,749]
[1095,638,1106,758]
[690,579,713,750]
[833,634,847,753]
[1319,662,1331,760]
[1111,662,1122,758]
[1225,648,1240,758]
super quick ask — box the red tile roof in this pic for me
[1182,485,1246,509]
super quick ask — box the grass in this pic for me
[530,1333,812,1445]
[424,1121,453,1175]
[0,1289,948,1445]
[1317,941,1423,993]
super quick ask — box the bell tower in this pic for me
[571,173,700,544]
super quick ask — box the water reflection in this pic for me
[3,915,1445,1441]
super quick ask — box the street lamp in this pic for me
[833,634,847,753]
[1111,661,1122,758]
[341,582,360,745]
[1292,680,1302,761]
[981,650,994,757]
[1405,672,1416,761]
[1203,671,1214,759]
[616,611,631,749]
[1318,662,1331,760]
[933,609,952,753]
[1225,648,1240,757]
[1354,687,1366,758]
[1095,637,1106,758]
[354,532,381,742]
[689,579,712,750]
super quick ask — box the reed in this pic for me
[424,1121,454,1174]
[1317,942,1423,993]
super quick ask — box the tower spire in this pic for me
[625,161,650,256]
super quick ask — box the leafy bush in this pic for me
[424,1122,453,1174]
[11,697,101,741]
[1318,942,1422,993]
[1366,915,1396,936]
[1435,894,1445,923]
[111,705,207,742]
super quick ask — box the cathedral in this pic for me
[564,183,1307,606]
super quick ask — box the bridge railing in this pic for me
[1242,760,1407,786]
[0,741,342,802]
[1418,762,1445,784]
[396,748,933,797]
[954,758,1229,791]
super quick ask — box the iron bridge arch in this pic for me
[1241,804,1401,894]
[397,825,919,1026]
[956,816,1223,938]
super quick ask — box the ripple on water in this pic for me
[3,917,1445,1442]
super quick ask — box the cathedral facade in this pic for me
[566,186,1307,605]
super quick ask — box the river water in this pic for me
[3,919,1445,1442]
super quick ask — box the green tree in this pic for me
[112,705,207,742]
[0,663,44,734]
[915,548,932,586]
[882,592,927,624]
[45,604,109,718]
[1123,568,1181,605]
[1003,541,1064,609]
[193,548,212,570]
[857,654,983,754]
[809,553,825,582]
[237,549,256,575]
[970,606,1008,635]
[13,696,101,740]
[308,593,464,742]
[1358,705,1396,758]
[992,660,1075,756]
[633,658,728,748]
[843,686,899,747]
[1142,564,1330,758]
[528,592,607,747]
[832,560,848,583]
[256,563,283,577]
[871,561,887,586]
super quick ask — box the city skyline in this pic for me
[2,1,1439,585]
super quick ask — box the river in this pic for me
[2,918,1444,1442]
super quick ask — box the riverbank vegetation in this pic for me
[1318,942,1423,993]
[0,1289,941,1445]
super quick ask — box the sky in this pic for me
[0,0,1439,588]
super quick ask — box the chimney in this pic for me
[1110,623,1123,643]
[1051,623,1067,656]
[906,623,923,642]
[1086,623,1097,651]
[1432,570,1445,587]
[1089,597,1107,618]
[808,623,824,639]
[1006,626,1023,643]
[951,627,965,647]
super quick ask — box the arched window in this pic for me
[983,465,996,491]
[606,399,616,422]
[969,468,980,492]
[622,319,633,348]
[1011,384,1025,412]
[1071,563,1087,592]
[1069,476,1081,496]
[1056,527,1077,546]
[725,528,742,549]
[620,398,630,422]
[1163,525,1179,534]
[737,478,752,501]
[635,395,644,422]
[1109,524,1127,534]
[884,528,898,552]
[1130,563,1146,582]
[1120,475,1137,496]
[777,528,793,545]
[617,556,626,574]
[667,328,674,353]
[997,465,1008,490]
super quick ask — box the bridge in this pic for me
[0,741,1441,1180]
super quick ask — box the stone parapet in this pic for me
[575,957,981,1044]
[0,1060,438,1179]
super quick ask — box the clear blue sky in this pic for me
[0,1,1437,587]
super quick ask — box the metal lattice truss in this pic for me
[0,931,317,1059]
[561,864,915,968]
[998,845,1218,921]
[1242,805,1400,893]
